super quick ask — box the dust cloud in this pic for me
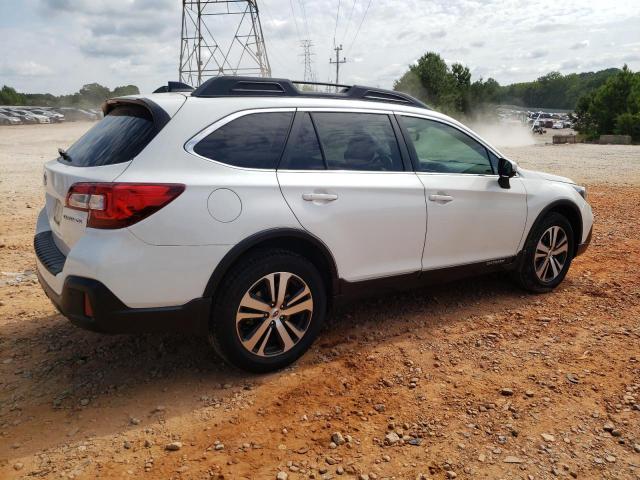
[468,120,537,148]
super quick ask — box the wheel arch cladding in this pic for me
[533,200,583,256]
[203,228,339,299]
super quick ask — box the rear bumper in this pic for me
[38,271,211,334]
[35,228,211,334]
[576,225,592,257]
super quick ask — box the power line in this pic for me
[341,0,357,46]
[333,0,341,47]
[257,1,294,73]
[289,0,301,41]
[297,0,311,39]
[346,0,372,55]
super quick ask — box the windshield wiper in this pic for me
[58,147,71,161]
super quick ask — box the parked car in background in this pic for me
[56,107,99,121]
[12,109,50,124]
[552,121,563,129]
[30,108,65,123]
[0,112,21,125]
[1,109,38,124]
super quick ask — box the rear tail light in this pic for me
[65,183,185,229]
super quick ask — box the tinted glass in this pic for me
[279,113,325,170]
[194,112,293,169]
[63,105,157,167]
[400,116,493,174]
[312,113,403,171]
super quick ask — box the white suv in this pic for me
[35,77,593,372]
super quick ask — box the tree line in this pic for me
[393,52,622,113]
[0,83,140,109]
[393,52,639,140]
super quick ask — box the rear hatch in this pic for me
[43,100,173,255]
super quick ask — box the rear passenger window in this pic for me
[312,113,404,171]
[194,112,293,169]
[279,113,325,170]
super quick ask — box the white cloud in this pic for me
[570,40,590,50]
[0,0,639,94]
[0,61,54,76]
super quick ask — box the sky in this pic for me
[1,0,639,95]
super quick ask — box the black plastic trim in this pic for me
[203,228,340,298]
[38,273,210,334]
[153,81,194,93]
[338,256,518,299]
[576,225,592,256]
[34,231,66,275]
[389,113,413,172]
[191,76,429,109]
[527,200,583,257]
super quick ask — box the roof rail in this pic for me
[153,81,194,93]
[190,76,429,109]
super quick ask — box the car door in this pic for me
[277,110,427,282]
[397,114,527,271]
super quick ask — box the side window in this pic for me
[399,116,494,175]
[279,112,325,170]
[312,112,404,171]
[193,112,293,169]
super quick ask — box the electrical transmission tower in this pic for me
[179,0,271,87]
[300,40,315,86]
[329,44,347,90]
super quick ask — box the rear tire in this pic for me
[209,249,326,373]
[514,212,575,293]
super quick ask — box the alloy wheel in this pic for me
[534,225,569,283]
[235,272,313,357]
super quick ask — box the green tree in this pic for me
[574,65,640,140]
[111,85,140,97]
[78,83,111,107]
[0,85,25,105]
[614,113,640,141]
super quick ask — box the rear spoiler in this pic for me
[101,98,171,132]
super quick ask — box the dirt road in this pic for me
[1,123,639,479]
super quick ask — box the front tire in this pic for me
[514,212,575,293]
[209,249,327,373]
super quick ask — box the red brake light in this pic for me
[65,183,185,229]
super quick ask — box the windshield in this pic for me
[62,104,157,167]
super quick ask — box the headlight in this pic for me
[572,185,587,200]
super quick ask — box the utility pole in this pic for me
[329,44,346,90]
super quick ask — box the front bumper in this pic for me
[576,225,592,257]
[35,230,211,334]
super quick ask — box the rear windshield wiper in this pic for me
[58,147,71,161]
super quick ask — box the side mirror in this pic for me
[498,158,516,189]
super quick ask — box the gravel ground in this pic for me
[0,123,639,479]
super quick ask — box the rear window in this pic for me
[193,112,294,169]
[62,104,157,167]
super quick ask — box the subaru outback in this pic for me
[34,76,593,372]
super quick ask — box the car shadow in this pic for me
[0,271,536,458]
